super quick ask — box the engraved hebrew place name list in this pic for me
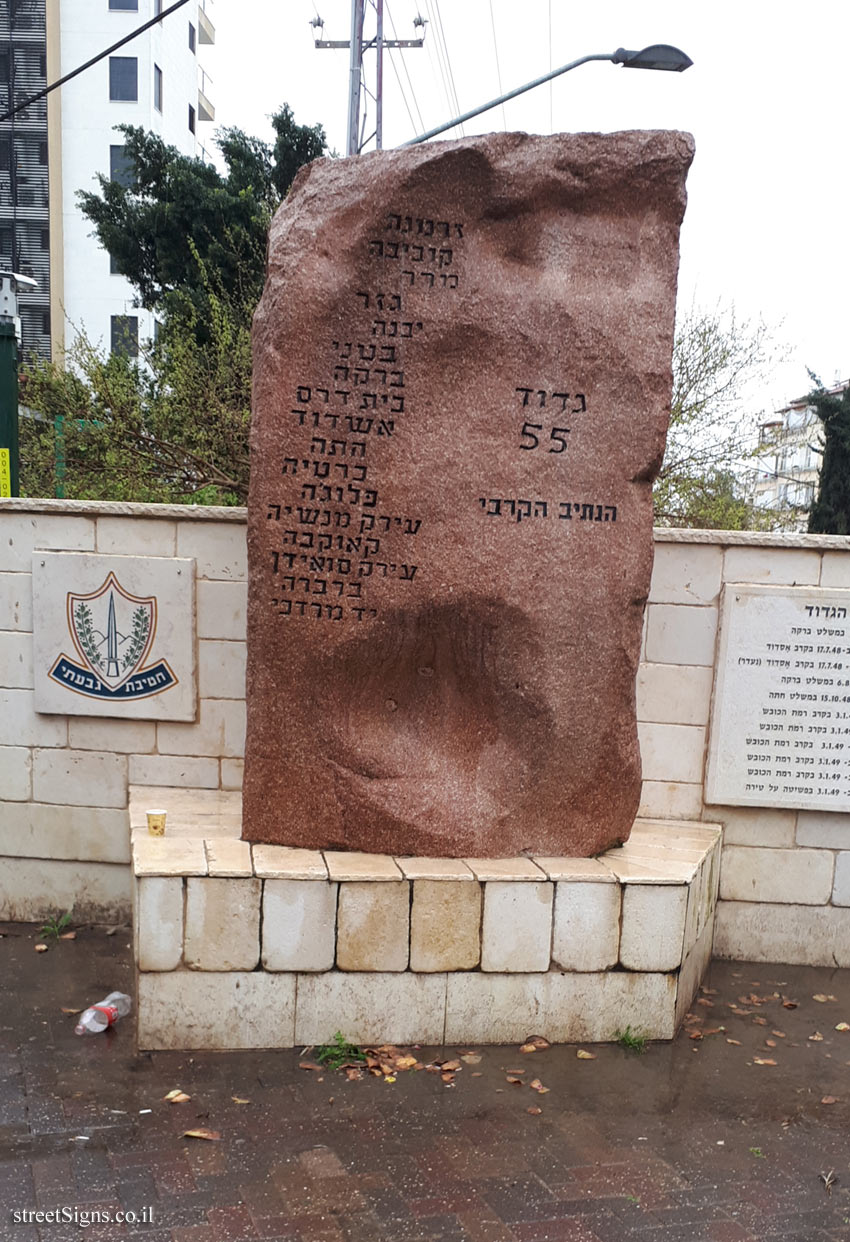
[706,585,850,812]
[244,131,694,857]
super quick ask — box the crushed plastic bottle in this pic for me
[74,992,132,1035]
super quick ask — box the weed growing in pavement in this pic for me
[615,1025,648,1054]
[315,1031,367,1070]
[40,911,72,941]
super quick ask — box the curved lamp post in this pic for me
[401,44,693,147]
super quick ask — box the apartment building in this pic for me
[0,0,214,363]
[752,379,848,530]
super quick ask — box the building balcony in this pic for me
[198,68,214,122]
[198,1,215,44]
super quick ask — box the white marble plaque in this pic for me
[706,584,850,811]
[33,552,196,720]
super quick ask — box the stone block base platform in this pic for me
[130,789,721,1050]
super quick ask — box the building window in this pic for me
[109,0,138,9]
[155,0,162,14]
[39,52,46,77]
[0,138,10,170]
[40,227,49,249]
[109,56,137,101]
[111,314,138,357]
[188,103,195,133]
[188,21,196,52]
[109,143,133,187]
[153,64,162,111]
[0,52,10,83]
[41,310,50,335]
[39,139,48,163]
[0,228,12,257]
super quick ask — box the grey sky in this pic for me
[203,0,850,414]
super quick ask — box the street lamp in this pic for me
[402,44,692,146]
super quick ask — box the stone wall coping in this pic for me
[3,497,850,549]
[131,819,722,881]
[0,498,247,522]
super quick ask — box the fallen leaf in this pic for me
[752,1017,768,1026]
[231,1096,251,1104]
[688,1031,703,1041]
[299,1061,323,1072]
[527,1036,550,1049]
[529,1078,550,1093]
[765,1040,777,1048]
[344,1068,362,1082]
[813,994,837,1003]
[506,1076,524,1085]
[519,1043,538,1054]
[809,1033,824,1042]
[782,999,798,1009]
[60,1006,82,1015]
[726,1039,742,1046]
[700,986,718,996]
[163,1089,191,1103]
[576,1049,596,1060]
[471,1072,483,1077]
[821,1096,839,1105]
[771,1030,786,1038]
[835,1023,850,1032]
[696,998,715,1008]
[183,1129,220,1141]
[59,931,77,940]
[34,944,48,953]
[504,1068,526,1075]
[460,1053,482,1065]
[821,1169,836,1195]
[395,1056,417,1071]
[753,1058,777,1066]
[440,1060,461,1072]
[526,1106,543,1115]
[384,1075,397,1084]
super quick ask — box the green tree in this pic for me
[655,303,782,529]
[808,380,850,534]
[77,104,326,325]
[20,272,252,503]
[19,105,327,503]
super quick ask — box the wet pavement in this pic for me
[1,922,850,1241]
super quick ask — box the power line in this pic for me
[422,3,454,126]
[385,0,425,133]
[547,0,553,133]
[0,0,191,125]
[424,0,462,136]
[432,0,462,126]
[487,0,507,130]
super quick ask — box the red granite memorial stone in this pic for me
[243,130,694,857]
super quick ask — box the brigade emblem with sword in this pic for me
[48,572,178,701]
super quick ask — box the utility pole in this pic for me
[312,2,425,156]
[0,271,37,499]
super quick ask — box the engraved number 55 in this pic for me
[519,422,569,453]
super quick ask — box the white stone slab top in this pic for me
[205,839,253,877]
[463,857,548,881]
[252,845,328,880]
[396,857,476,880]
[129,786,241,839]
[323,852,403,881]
[532,857,618,882]
[133,836,207,877]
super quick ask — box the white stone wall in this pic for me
[0,499,245,920]
[2,498,850,963]
[643,531,850,965]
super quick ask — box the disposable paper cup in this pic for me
[146,809,167,837]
